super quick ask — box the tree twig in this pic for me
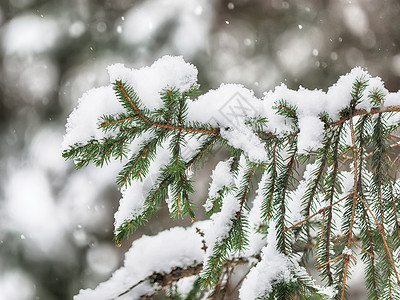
[114,255,260,299]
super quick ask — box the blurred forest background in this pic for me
[0,0,400,299]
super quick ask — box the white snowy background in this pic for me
[0,0,400,299]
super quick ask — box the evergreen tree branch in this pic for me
[338,116,359,300]
[235,167,256,250]
[261,139,279,220]
[275,139,297,256]
[99,113,137,132]
[284,192,352,234]
[114,136,219,245]
[115,80,219,135]
[302,130,333,228]
[389,182,400,243]
[357,193,400,286]
[114,255,260,300]
[360,205,379,300]
[64,68,400,299]
[319,124,344,286]
[115,81,153,126]
[369,110,400,297]
[200,161,256,287]
[353,114,381,299]
[329,105,400,128]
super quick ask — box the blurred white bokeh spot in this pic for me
[0,270,35,300]
[121,0,214,57]
[28,127,67,175]
[86,243,119,275]
[276,28,322,76]
[69,20,86,38]
[10,0,34,9]
[2,14,60,56]
[2,167,67,256]
[391,54,400,77]
[343,4,369,38]
[2,55,59,103]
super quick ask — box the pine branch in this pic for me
[357,194,400,286]
[205,157,238,216]
[200,161,256,287]
[318,125,344,286]
[114,80,153,126]
[261,139,280,221]
[329,105,400,128]
[302,129,333,226]
[115,256,259,300]
[64,64,400,300]
[352,114,382,300]
[116,134,161,186]
[99,113,137,132]
[337,117,359,300]
[115,80,218,135]
[275,137,297,255]
[114,136,219,244]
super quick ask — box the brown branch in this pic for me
[351,239,374,258]
[117,80,400,154]
[114,252,261,299]
[330,105,400,128]
[325,142,340,283]
[117,81,153,126]
[118,136,128,159]
[153,122,218,134]
[187,137,218,170]
[319,211,325,242]
[208,197,221,215]
[205,246,224,287]
[100,116,135,127]
[116,81,219,135]
[283,192,352,233]
[298,288,307,300]
[316,253,344,269]
[237,169,256,219]
[100,142,114,162]
[357,193,400,286]
[278,103,297,118]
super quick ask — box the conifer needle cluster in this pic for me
[63,57,400,299]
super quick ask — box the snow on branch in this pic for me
[74,221,209,300]
[63,55,400,299]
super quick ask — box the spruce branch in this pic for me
[338,116,359,300]
[114,255,259,300]
[114,135,219,244]
[261,138,280,221]
[284,192,352,234]
[200,161,256,288]
[357,193,400,286]
[329,105,400,128]
[116,80,218,135]
[64,63,400,300]
[115,80,153,126]
[275,137,297,255]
